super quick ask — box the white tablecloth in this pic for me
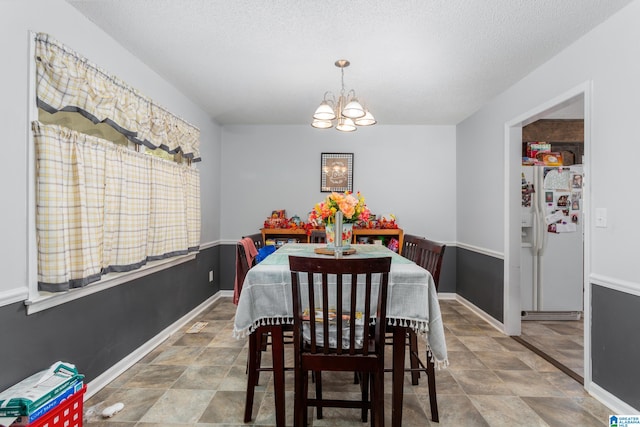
[233,243,448,367]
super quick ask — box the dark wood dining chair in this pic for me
[238,233,289,425]
[309,229,326,243]
[400,234,423,262]
[399,236,446,422]
[235,234,263,304]
[289,255,391,427]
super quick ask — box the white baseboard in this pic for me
[85,292,223,400]
[437,292,457,300]
[218,290,233,298]
[589,382,640,415]
[454,294,506,334]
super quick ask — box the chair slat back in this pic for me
[401,234,424,265]
[309,229,326,243]
[243,233,264,250]
[238,233,264,270]
[289,256,391,356]
[413,238,446,289]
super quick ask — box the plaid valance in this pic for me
[35,33,201,161]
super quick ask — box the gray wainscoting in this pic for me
[591,284,640,409]
[437,246,457,293]
[0,246,219,391]
[456,247,504,322]
[220,242,238,291]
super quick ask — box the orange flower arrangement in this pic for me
[308,191,370,225]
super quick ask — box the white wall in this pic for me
[220,125,457,243]
[457,0,640,286]
[0,0,221,305]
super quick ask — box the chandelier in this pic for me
[311,59,376,132]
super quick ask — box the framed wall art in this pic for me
[320,152,353,192]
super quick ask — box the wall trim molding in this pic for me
[590,273,640,297]
[437,292,457,300]
[455,293,505,333]
[455,242,504,260]
[0,288,29,308]
[588,382,639,415]
[85,292,223,400]
[199,240,220,250]
[25,253,197,315]
[218,290,233,298]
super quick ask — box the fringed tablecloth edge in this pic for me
[387,316,429,334]
[233,316,294,338]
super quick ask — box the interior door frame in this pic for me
[503,81,592,388]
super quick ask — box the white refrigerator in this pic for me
[521,165,583,317]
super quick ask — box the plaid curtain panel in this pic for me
[35,33,201,161]
[184,167,201,251]
[147,156,189,260]
[102,147,152,273]
[33,122,200,292]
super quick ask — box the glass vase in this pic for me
[325,223,353,249]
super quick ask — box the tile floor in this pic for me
[520,317,584,380]
[84,298,611,426]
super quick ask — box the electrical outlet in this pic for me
[209,270,214,282]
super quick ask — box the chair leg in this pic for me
[302,370,309,427]
[373,371,384,427]
[244,328,259,422]
[359,372,369,423]
[255,331,268,385]
[392,326,406,427]
[293,366,306,427]
[315,371,323,420]
[270,326,286,427]
[408,329,421,385]
[427,350,440,423]
[426,350,439,423]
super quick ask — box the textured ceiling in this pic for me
[66,0,631,126]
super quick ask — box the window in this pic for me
[27,33,201,308]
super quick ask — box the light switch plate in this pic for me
[595,208,607,228]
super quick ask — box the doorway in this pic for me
[503,82,591,387]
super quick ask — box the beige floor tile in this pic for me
[449,369,514,396]
[123,364,186,389]
[474,351,534,371]
[469,395,548,426]
[171,365,231,390]
[139,389,215,424]
[521,396,605,427]
[493,370,565,397]
[430,394,490,426]
[197,390,249,424]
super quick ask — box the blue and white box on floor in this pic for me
[0,361,84,426]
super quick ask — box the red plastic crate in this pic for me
[25,385,85,427]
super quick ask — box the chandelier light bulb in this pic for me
[336,117,357,132]
[342,98,365,119]
[313,101,336,121]
[354,110,377,126]
[311,118,333,129]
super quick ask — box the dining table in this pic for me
[233,242,448,427]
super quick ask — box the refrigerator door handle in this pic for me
[533,167,544,255]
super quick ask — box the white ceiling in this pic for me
[66,0,631,126]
